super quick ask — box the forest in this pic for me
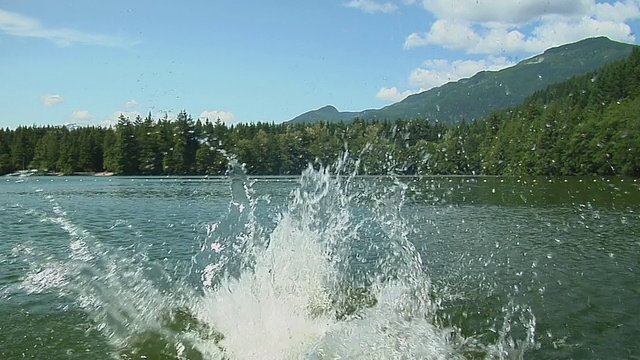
[1,48,639,177]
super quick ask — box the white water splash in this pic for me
[12,157,537,359]
[189,159,461,359]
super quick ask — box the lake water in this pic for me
[1,166,639,359]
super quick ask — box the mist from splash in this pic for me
[11,154,537,359]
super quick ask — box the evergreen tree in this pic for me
[164,111,197,174]
[137,113,163,175]
[0,153,12,175]
[56,131,77,175]
[103,129,118,173]
[113,115,140,175]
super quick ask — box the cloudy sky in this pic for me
[1,0,639,128]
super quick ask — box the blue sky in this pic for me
[2,0,640,128]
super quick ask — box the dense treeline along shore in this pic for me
[2,48,639,177]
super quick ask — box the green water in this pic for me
[1,175,639,359]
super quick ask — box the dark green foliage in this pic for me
[1,43,639,177]
[10,126,36,170]
[0,153,12,175]
[475,47,640,177]
[137,113,164,175]
[163,111,199,175]
[30,130,61,172]
[113,115,140,175]
[102,129,118,173]
[56,131,77,175]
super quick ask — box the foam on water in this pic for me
[10,156,537,359]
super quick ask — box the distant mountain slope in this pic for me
[288,36,635,125]
[288,105,361,124]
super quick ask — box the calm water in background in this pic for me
[0,174,639,359]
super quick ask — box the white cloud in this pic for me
[419,0,592,24]
[405,1,639,54]
[345,0,398,13]
[71,110,94,122]
[594,1,640,21]
[525,16,634,51]
[405,19,480,49]
[0,9,137,47]
[375,87,422,102]
[459,16,636,54]
[41,94,63,107]
[198,110,238,124]
[409,57,515,89]
[124,100,139,108]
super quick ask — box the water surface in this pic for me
[1,172,638,359]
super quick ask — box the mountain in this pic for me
[288,105,361,124]
[288,36,636,125]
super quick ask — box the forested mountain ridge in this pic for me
[288,105,360,124]
[288,36,635,125]
[1,44,639,177]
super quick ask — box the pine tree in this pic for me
[113,115,140,175]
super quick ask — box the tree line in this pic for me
[1,48,639,177]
